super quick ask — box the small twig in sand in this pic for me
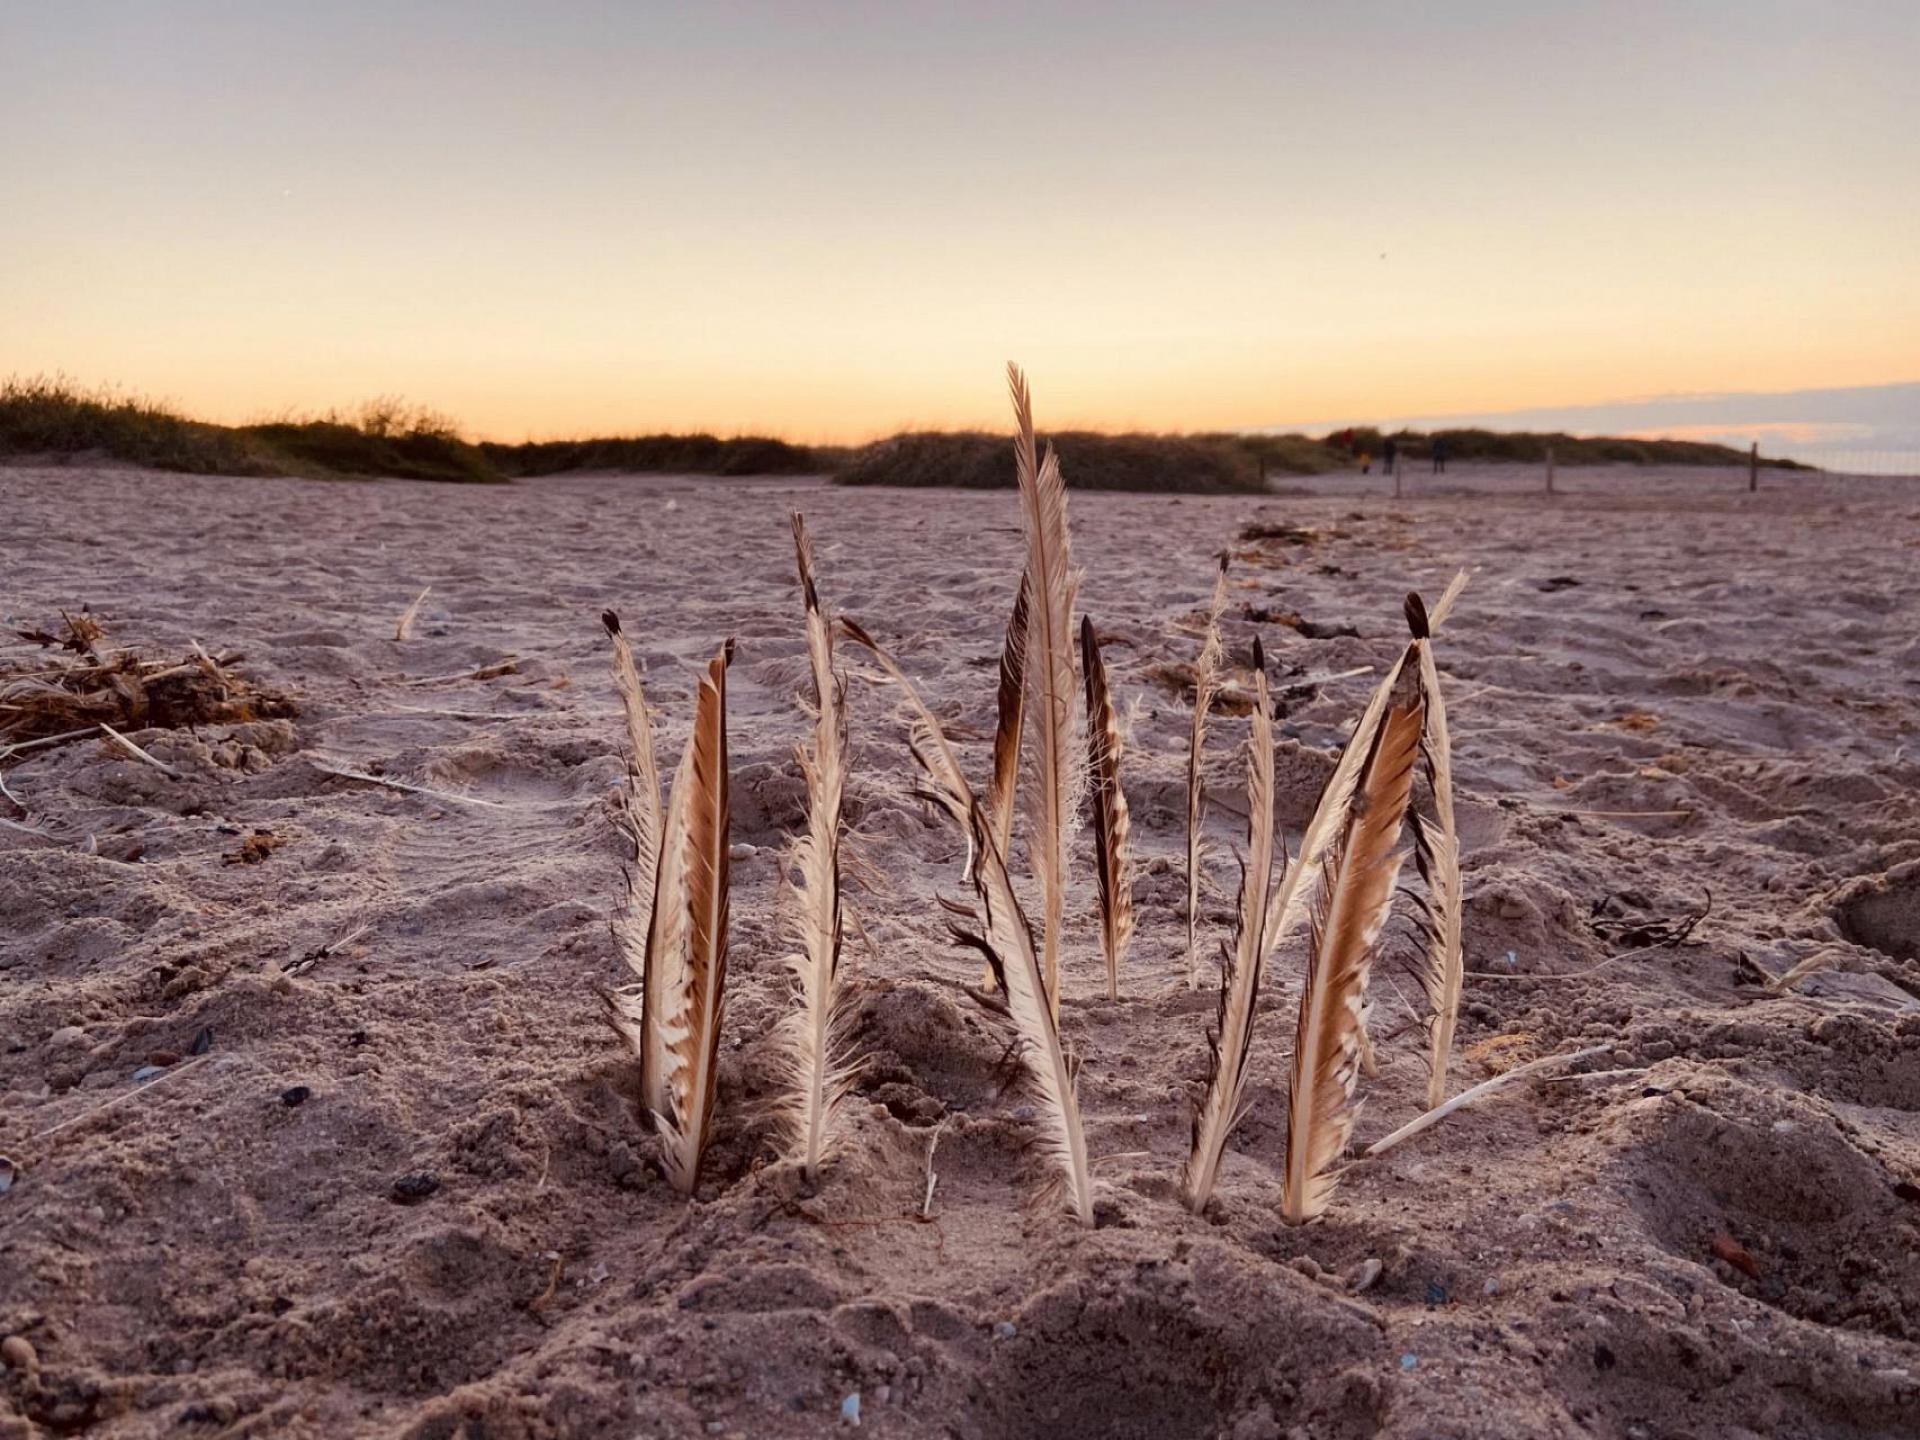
[0,813,55,839]
[381,704,511,721]
[31,1054,214,1148]
[395,586,432,642]
[0,726,103,760]
[311,760,507,808]
[98,723,184,779]
[920,1121,947,1219]
[283,921,373,977]
[398,657,518,687]
[1274,665,1374,694]
[1767,949,1841,994]
[1466,939,1673,982]
[1540,1066,1651,1086]
[1361,1045,1611,1159]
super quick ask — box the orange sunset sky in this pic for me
[3,2,1916,443]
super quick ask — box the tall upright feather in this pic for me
[1081,615,1133,998]
[1184,554,1231,987]
[634,744,694,1122]
[1280,667,1424,1224]
[1405,595,1465,1110]
[1262,569,1470,962]
[1008,363,1081,1016]
[657,641,733,1195]
[600,610,673,1110]
[778,515,853,1178]
[840,617,1094,1223]
[1181,635,1277,1211]
[604,611,663,953]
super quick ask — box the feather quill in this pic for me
[656,641,734,1195]
[1008,363,1081,1016]
[1181,636,1277,1212]
[1184,554,1231,987]
[841,616,1094,1223]
[1405,594,1465,1110]
[778,515,854,1178]
[1081,615,1133,998]
[1280,664,1424,1224]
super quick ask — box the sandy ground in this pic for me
[2,461,1918,1440]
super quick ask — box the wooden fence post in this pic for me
[1545,445,1555,495]
[1393,454,1403,499]
[1749,441,1758,492]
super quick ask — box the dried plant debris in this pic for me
[14,608,104,656]
[1238,521,1343,545]
[222,829,285,865]
[0,627,295,753]
[1588,890,1710,949]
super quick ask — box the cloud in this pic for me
[1281,381,1920,468]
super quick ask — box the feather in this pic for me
[603,610,664,954]
[981,565,1032,880]
[1081,615,1133,998]
[970,565,1031,988]
[1008,362,1081,1017]
[840,616,1094,1223]
[1406,596,1464,1110]
[600,609,676,1118]
[1280,664,1424,1224]
[1261,568,1470,962]
[777,514,854,1179]
[1426,568,1471,630]
[1184,554,1231,987]
[1181,635,1277,1212]
[656,641,734,1195]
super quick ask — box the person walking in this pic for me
[1383,436,1398,473]
[1431,435,1451,474]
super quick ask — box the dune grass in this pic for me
[245,399,500,484]
[1343,425,1808,468]
[0,377,282,476]
[1,379,505,483]
[834,430,1276,493]
[483,433,817,477]
[5,375,1809,487]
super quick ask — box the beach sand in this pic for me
[2,461,1917,1438]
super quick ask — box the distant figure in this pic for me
[1358,450,1372,474]
[1431,435,1451,474]
[1383,437,1398,472]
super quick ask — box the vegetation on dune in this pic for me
[484,433,817,477]
[0,379,506,483]
[245,399,501,484]
[0,377,280,476]
[1338,425,1809,469]
[833,429,1272,492]
[830,425,1807,490]
[5,374,1811,486]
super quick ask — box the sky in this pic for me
[3,1,1917,443]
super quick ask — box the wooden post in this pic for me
[1545,444,1555,495]
[1748,441,1758,492]
[1393,454,1403,499]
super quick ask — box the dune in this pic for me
[1,459,1917,1438]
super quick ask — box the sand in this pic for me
[2,460,1917,1439]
